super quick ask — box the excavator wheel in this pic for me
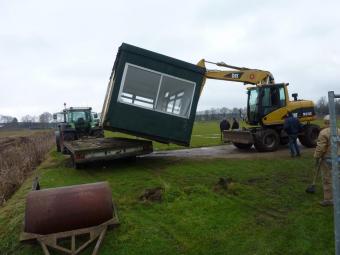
[254,129,280,152]
[233,142,253,150]
[298,124,320,148]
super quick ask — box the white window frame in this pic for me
[117,63,196,119]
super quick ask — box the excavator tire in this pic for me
[254,129,280,152]
[233,142,253,150]
[298,124,320,148]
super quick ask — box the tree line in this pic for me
[0,112,53,123]
[1,96,339,124]
[315,96,340,115]
[195,97,340,122]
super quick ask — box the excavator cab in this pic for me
[247,84,287,125]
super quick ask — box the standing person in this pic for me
[231,117,239,130]
[283,112,302,157]
[219,118,230,141]
[314,115,340,206]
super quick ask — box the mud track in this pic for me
[147,144,314,160]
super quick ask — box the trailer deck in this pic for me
[64,137,153,167]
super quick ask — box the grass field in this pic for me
[0,129,50,138]
[0,120,336,255]
[0,122,334,255]
[0,151,334,255]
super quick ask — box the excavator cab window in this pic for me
[247,85,286,125]
[260,85,286,116]
[247,88,260,125]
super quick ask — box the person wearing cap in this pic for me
[283,111,302,157]
[314,115,340,206]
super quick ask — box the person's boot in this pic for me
[319,200,333,207]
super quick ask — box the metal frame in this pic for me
[328,91,340,255]
[20,205,120,255]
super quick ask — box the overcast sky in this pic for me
[1,0,339,119]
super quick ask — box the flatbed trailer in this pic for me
[64,137,153,168]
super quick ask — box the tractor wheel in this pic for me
[233,142,253,150]
[63,132,75,141]
[299,124,320,148]
[254,129,280,152]
[93,129,104,138]
[61,132,75,154]
[56,136,61,152]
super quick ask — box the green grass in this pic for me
[0,120,337,254]
[105,120,244,151]
[0,150,334,255]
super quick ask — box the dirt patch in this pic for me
[213,177,239,195]
[139,187,163,202]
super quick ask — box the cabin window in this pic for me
[118,63,195,118]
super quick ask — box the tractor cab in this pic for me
[64,107,93,134]
[53,107,104,152]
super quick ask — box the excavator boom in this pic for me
[197,59,275,85]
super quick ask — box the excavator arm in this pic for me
[197,59,275,87]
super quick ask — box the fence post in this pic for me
[328,91,340,255]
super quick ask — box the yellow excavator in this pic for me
[197,59,320,152]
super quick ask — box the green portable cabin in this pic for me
[101,43,205,146]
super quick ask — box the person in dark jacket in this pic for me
[283,112,302,157]
[219,119,230,141]
[231,117,239,130]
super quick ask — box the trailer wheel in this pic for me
[71,155,81,169]
[299,124,320,148]
[254,129,279,152]
[233,142,253,150]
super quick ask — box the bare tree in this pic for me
[39,112,52,123]
[316,96,328,116]
[0,115,14,123]
[21,115,35,123]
